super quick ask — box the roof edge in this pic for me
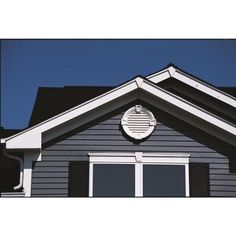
[147,64,236,108]
[1,76,236,149]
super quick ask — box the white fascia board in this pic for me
[2,78,141,149]
[5,131,41,149]
[146,68,171,82]
[174,70,236,108]
[2,75,236,150]
[147,66,236,108]
[141,81,236,136]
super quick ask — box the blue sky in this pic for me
[1,39,236,129]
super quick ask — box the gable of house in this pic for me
[2,76,236,150]
[30,100,235,197]
[1,65,236,197]
[28,85,236,127]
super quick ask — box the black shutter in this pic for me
[189,163,210,197]
[68,161,89,197]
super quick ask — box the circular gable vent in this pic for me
[121,105,156,140]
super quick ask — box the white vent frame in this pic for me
[121,105,156,140]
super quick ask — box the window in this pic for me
[93,164,135,197]
[88,152,190,197]
[143,165,186,196]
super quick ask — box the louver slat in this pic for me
[121,105,156,140]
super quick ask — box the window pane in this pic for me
[93,164,135,197]
[143,165,186,197]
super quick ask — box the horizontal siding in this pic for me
[210,185,236,191]
[210,163,232,168]
[33,178,68,183]
[66,135,199,141]
[40,155,228,162]
[210,175,236,180]
[31,101,236,197]
[209,192,236,197]
[69,129,212,136]
[211,180,236,185]
[190,158,228,163]
[209,169,231,174]
[33,167,68,172]
[44,146,217,152]
[42,150,227,158]
[32,172,69,178]
[39,155,88,161]
[34,162,69,167]
[31,161,68,197]
[56,139,206,147]
[32,189,68,194]
[32,183,68,189]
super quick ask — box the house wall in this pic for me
[31,101,236,197]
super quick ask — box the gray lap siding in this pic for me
[31,101,236,197]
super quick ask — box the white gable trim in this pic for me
[1,77,236,149]
[141,81,236,135]
[147,66,236,108]
[1,78,140,149]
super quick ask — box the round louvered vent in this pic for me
[121,105,156,140]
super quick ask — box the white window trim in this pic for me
[88,152,190,197]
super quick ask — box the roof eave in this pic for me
[1,76,236,149]
[147,65,236,108]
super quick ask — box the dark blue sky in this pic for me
[1,39,236,129]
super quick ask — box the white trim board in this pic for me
[1,76,236,149]
[1,79,140,149]
[147,65,236,108]
[141,82,236,134]
[23,150,41,197]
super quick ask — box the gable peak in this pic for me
[134,76,144,88]
[167,65,176,77]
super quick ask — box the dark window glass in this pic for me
[143,165,186,197]
[93,164,135,197]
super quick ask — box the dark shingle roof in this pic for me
[28,86,114,127]
[219,87,236,98]
[0,127,22,138]
[28,85,236,128]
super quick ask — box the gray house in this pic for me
[1,64,236,197]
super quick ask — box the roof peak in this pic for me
[167,63,177,68]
